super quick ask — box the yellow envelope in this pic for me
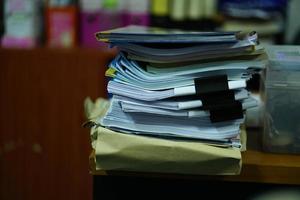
[92,126,241,175]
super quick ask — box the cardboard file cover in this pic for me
[92,126,242,175]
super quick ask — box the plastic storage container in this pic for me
[262,45,300,154]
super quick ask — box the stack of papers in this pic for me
[85,97,243,175]
[97,25,263,63]
[95,25,266,149]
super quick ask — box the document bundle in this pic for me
[88,25,266,175]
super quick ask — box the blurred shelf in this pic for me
[0,46,117,57]
[221,20,283,36]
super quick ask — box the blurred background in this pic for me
[1,1,300,200]
[1,0,300,49]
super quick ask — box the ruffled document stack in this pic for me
[88,25,266,175]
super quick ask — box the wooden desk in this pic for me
[90,128,300,185]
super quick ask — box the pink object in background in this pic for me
[80,12,102,48]
[1,0,41,48]
[46,6,78,48]
[79,0,122,48]
[1,36,36,48]
[123,13,150,26]
[97,10,121,49]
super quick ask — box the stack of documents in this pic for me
[93,25,265,150]
[85,97,244,175]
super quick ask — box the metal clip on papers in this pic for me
[194,75,244,122]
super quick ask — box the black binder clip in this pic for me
[194,74,244,122]
[194,74,229,95]
[209,101,244,123]
[198,90,236,109]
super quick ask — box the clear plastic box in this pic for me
[262,45,300,154]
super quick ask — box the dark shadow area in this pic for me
[94,175,300,200]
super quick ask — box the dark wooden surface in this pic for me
[0,48,115,200]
